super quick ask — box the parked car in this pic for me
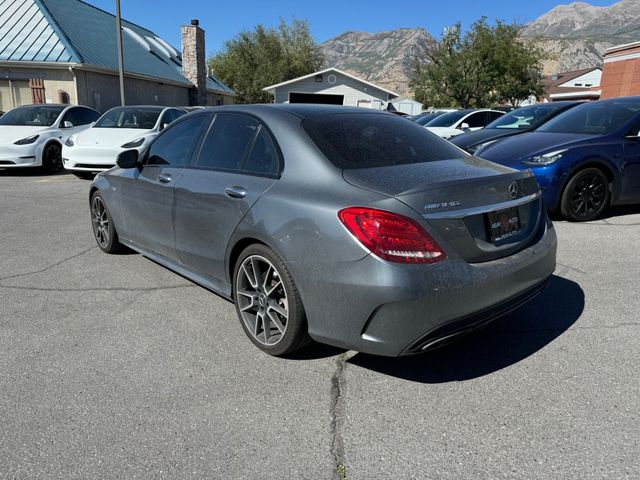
[63,105,185,178]
[0,104,100,172]
[478,97,640,221]
[89,105,556,356]
[450,102,581,154]
[408,111,445,126]
[424,109,505,139]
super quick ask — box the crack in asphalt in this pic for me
[330,351,353,480]
[557,262,588,275]
[0,247,96,281]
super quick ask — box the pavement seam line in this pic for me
[0,246,96,281]
[330,351,351,480]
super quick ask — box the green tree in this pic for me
[410,19,546,108]
[209,19,325,104]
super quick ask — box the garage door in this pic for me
[289,92,344,105]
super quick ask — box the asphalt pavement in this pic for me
[0,170,638,479]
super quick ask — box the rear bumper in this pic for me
[289,220,557,356]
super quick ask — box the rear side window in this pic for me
[196,113,259,171]
[243,127,280,175]
[303,113,465,169]
[146,115,209,167]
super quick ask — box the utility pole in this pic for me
[115,0,126,105]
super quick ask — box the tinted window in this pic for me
[95,107,162,129]
[196,114,259,170]
[488,111,504,122]
[414,113,442,126]
[244,126,280,175]
[146,115,209,167]
[303,113,465,169]
[77,107,100,125]
[61,108,81,127]
[160,109,184,128]
[424,110,468,127]
[537,101,640,135]
[0,105,64,126]
[465,112,487,128]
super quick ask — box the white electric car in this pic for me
[62,106,185,178]
[424,109,504,139]
[0,104,100,172]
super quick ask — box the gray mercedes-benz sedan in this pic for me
[89,105,557,357]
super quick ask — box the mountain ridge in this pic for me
[320,0,640,95]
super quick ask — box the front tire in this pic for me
[90,191,124,253]
[233,244,310,356]
[42,142,63,173]
[560,167,610,222]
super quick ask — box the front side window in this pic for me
[77,108,100,125]
[424,110,468,127]
[0,106,64,127]
[95,107,162,129]
[61,108,81,127]
[145,115,210,167]
[196,114,259,171]
[464,112,488,128]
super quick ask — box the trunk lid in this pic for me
[343,158,544,263]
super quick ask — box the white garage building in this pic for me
[263,67,399,109]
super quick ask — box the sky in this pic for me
[88,0,619,55]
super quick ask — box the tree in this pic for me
[209,19,325,104]
[410,19,546,108]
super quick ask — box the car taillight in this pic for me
[338,207,446,264]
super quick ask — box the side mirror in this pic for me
[62,121,74,128]
[460,122,470,131]
[116,149,139,169]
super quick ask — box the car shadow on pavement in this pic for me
[0,167,68,177]
[347,275,584,383]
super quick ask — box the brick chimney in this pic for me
[181,19,207,106]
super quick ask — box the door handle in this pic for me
[224,185,247,198]
[157,173,172,184]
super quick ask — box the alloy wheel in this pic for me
[568,172,607,219]
[91,196,110,248]
[44,143,63,172]
[235,255,289,346]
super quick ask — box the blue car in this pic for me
[478,97,640,221]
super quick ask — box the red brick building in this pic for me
[600,42,640,99]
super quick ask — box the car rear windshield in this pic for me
[0,106,65,127]
[487,104,565,130]
[302,113,466,169]
[94,107,162,129]
[536,101,640,135]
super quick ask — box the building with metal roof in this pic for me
[0,0,234,112]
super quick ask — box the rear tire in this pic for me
[560,168,610,222]
[90,191,124,254]
[233,244,311,356]
[42,142,63,173]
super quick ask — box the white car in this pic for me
[424,109,505,139]
[0,104,100,172]
[63,106,185,178]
